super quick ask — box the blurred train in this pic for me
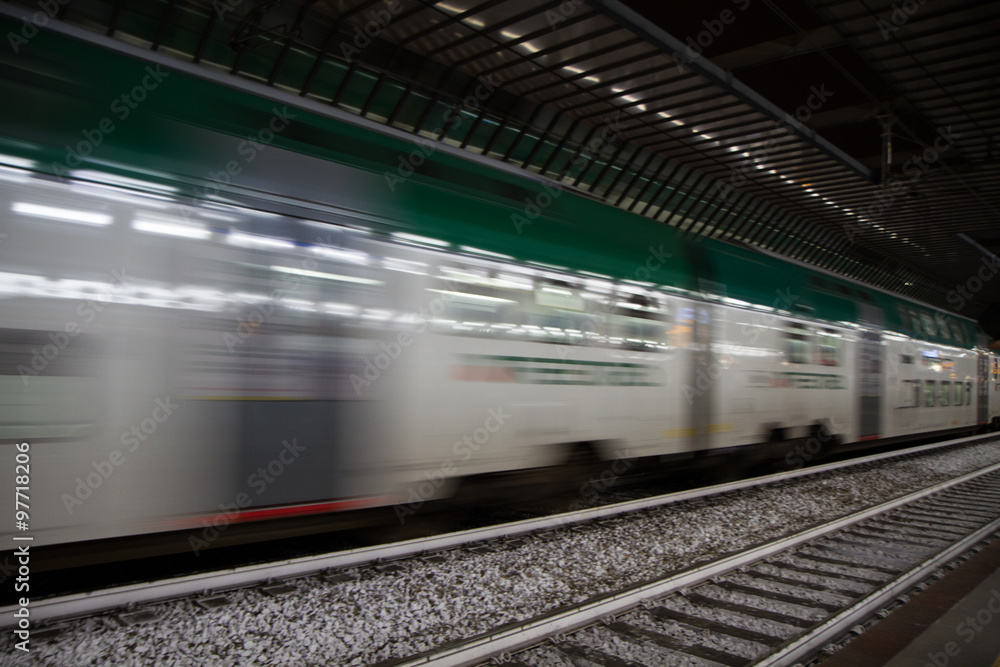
[1,13,998,558]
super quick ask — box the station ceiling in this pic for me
[9,0,1000,320]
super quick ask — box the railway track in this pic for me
[4,432,1000,666]
[388,459,1000,666]
[0,433,991,630]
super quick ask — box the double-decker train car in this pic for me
[0,17,996,556]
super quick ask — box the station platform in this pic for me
[821,534,1000,667]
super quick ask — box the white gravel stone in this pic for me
[3,440,998,666]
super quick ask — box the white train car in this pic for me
[1,28,997,558]
[1,152,996,557]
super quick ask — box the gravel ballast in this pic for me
[3,440,1000,666]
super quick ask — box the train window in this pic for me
[427,264,532,339]
[954,382,964,406]
[966,382,973,405]
[0,329,104,440]
[900,354,913,365]
[940,381,951,406]
[951,321,965,344]
[438,273,671,351]
[920,313,936,336]
[785,339,809,364]
[897,305,911,330]
[900,380,919,407]
[936,315,950,341]
[784,322,810,364]
[430,287,518,331]
[924,380,936,407]
[522,280,595,345]
[817,330,841,366]
[605,292,670,352]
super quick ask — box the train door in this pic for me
[977,351,989,425]
[690,301,714,452]
[858,329,882,440]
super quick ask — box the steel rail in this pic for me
[1,431,995,628]
[758,507,1000,665]
[390,460,1000,666]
